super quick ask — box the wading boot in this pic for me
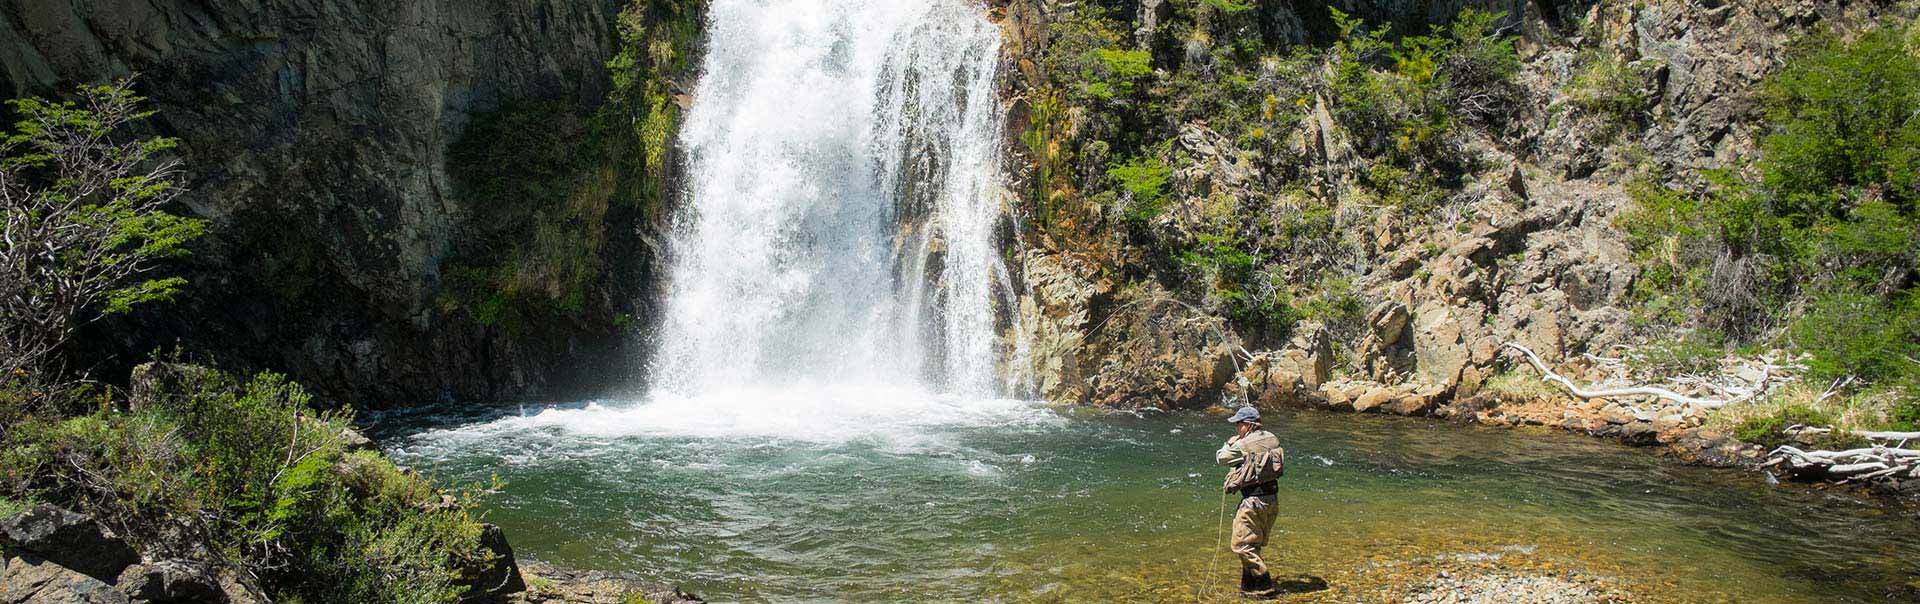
[1241,571,1278,599]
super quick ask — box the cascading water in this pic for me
[651,0,1015,400]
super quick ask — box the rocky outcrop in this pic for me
[1003,0,1890,426]
[1017,249,1241,409]
[0,0,686,406]
[1,554,127,604]
[0,505,240,604]
[0,506,138,583]
[113,561,224,604]
[0,502,538,603]
[509,560,703,604]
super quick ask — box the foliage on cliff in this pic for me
[0,82,508,604]
[438,0,705,338]
[0,81,205,379]
[1619,18,1920,429]
[1018,1,1519,346]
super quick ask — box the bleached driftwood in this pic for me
[1766,444,1920,482]
[1503,342,1757,409]
[1786,425,1920,445]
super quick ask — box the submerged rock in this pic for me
[509,560,702,604]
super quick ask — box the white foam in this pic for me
[404,382,1060,452]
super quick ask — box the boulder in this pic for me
[1410,302,1473,388]
[0,554,128,604]
[1237,323,1334,408]
[1352,388,1396,414]
[459,524,527,599]
[1617,423,1660,447]
[0,506,138,582]
[114,561,222,604]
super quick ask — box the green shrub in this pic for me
[0,495,28,519]
[1109,154,1172,225]
[1200,0,1255,14]
[1790,291,1920,383]
[1891,393,1920,432]
[1568,49,1647,131]
[0,367,493,603]
[1733,404,1866,450]
[1084,48,1153,100]
[1760,22,1920,223]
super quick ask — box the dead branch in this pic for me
[1503,342,1749,409]
[1767,444,1920,483]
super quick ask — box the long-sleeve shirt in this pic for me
[1216,429,1279,467]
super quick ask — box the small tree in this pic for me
[0,80,204,380]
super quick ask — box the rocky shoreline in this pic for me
[508,560,702,604]
[1230,331,1920,507]
[0,501,703,604]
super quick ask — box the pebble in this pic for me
[1405,570,1614,604]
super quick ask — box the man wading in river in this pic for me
[1216,406,1285,598]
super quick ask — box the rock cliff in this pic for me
[1,0,697,406]
[993,0,1899,414]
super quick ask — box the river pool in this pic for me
[375,394,1920,603]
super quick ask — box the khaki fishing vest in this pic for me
[1221,429,1285,493]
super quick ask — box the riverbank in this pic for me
[509,560,702,604]
[1250,374,1920,511]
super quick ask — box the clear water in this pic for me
[379,402,1920,603]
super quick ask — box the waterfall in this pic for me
[649,0,1015,400]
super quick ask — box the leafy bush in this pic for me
[1325,8,1518,196]
[1568,49,1648,132]
[1109,154,1172,225]
[1790,291,1920,383]
[1733,404,1865,450]
[0,367,494,603]
[1617,20,1919,412]
[0,81,206,378]
[1759,22,1920,224]
[1891,393,1920,432]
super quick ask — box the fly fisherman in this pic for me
[1216,405,1285,598]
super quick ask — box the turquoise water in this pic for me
[377,402,1920,602]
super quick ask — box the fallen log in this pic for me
[1767,444,1920,483]
[1502,343,1752,409]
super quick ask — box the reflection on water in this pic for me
[376,402,1920,603]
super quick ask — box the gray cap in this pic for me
[1227,406,1260,424]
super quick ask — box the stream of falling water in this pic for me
[650,0,1014,401]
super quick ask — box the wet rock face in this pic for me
[0,0,647,406]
